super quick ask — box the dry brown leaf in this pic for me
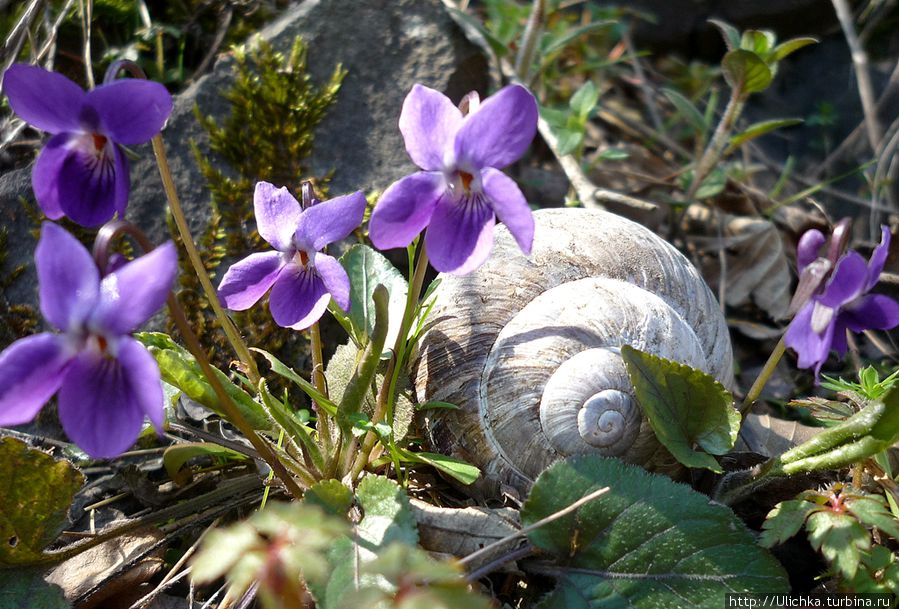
[410,498,520,572]
[45,527,164,609]
[688,206,792,319]
[735,413,822,458]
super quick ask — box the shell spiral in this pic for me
[413,209,733,495]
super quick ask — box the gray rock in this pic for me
[128,0,490,247]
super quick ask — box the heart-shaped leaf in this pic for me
[523,456,788,608]
[722,49,773,94]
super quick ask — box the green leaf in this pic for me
[335,285,389,432]
[729,118,803,149]
[771,37,817,62]
[406,451,481,485]
[662,88,707,136]
[136,332,271,429]
[258,380,325,473]
[0,437,84,566]
[415,401,460,411]
[316,476,418,609]
[807,510,870,580]
[694,167,728,199]
[721,49,773,94]
[596,148,630,162]
[163,442,249,483]
[523,456,788,607]
[760,499,823,547]
[0,568,70,609]
[251,347,339,416]
[445,6,509,58]
[740,30,776,56]
[305,479,354,517]
[332,245,407,349]
[847,496,899,541]
[569,80,599,120]
[621,345,739,473]
[709,19,741,50]
[555,127,583,156]
[541,20,616,56]
[540,105,569,128]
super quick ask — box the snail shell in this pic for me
[413,208,733,495]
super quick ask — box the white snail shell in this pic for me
[413,208,733,495]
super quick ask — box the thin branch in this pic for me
[831,0,882,152]
[622,24,664,134]
[459,486,610,569]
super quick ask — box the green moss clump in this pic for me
[175,35,345,369]
[0,228,39,350]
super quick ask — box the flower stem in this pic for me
[686,87,744,201]
[309,321,335,471]
[348,242,430,482]
[150,135,260,384]
[738,336,786,417]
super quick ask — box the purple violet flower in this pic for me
[368,84,538,274]
[3,63,173,227]
[785,226,899,378]
[217,182,366,330]
[0,223,177,458]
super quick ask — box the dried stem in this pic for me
[514,0,544,81]
[686,88,743,201]
[831,0,882,152]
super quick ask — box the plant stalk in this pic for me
[309,321,334,467]
[349,243,430,481]
[686,87,744,201]
[738,336,786,417]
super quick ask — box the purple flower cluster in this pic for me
[4,64,172,227]
[0,224,176,457]
[368,84,538,274]
[1,62,540,458]
[785,225,899,378]
[218,182,366,330]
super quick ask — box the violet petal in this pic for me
[3,64,85,134]
[784,302,833,374]
[58,351,146,458]
[254,182,302,251]
[481,167,534,255]
[843,294,899,332]
[56,137,119,226]
[36,222,99,332]
[117,337,165,432]
[399,84,463,171]
[269,264,330,330]
[453,84,537,170]
[31,133,72,220]
[865,225,891,290]
[91,241,178,335]
[218,251,284,311]
[294,191,366,251]
[817,251,868,308]
[85,79,173,145]
[425,192,495,275]
[0,333,70,427]
[313,253,351,311]
[369,172,443,250]
[796,228,825,274]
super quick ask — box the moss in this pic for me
[0,228,39,350]
[178,35,345,370]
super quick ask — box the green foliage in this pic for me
[762,484,899,592]
[822,366,899,401]
[311,476,419,609]
[620,345,739,473]
[0,437,84,566]
[522,456,788,608]
[192,502,349,609]
[162,442,249,484]
[329,244,408,350]
[305,479,354,517]
[137,332,271,429]
[542,80,600,156]
[177,35,344,373]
